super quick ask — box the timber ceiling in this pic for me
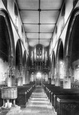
[17,0,63,47]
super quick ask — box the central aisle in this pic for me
[21,85,56,115]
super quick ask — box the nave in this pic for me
[1,0,79,115]
[2,85,56,115]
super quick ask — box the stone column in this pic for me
[17,77,22,86]
[22,67,26,85]
[55,62,60,86]
[30,72,35,82]
[7,75,12,87]
[7,55,16,87]
[19,63,23,86]
[25,71,30,84]
[25,67,27,84]
[16,62,23,86]
[51,64,55,85]
[63,56,71,89]
[11,66,16,86]
[48,71,51,84]
[44,73,48,83]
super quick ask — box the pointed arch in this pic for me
[0,9,15,65]
[52,51,55,68]
[56,39,64,62]
[64,8,79,67]
[16,39,22,70]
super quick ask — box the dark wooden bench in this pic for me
[43,84,55,101]
[16,83,35,108]
[43,84,79,115]
[56,94,79,115]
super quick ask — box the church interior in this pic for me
[0,0,79,115]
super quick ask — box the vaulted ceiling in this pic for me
[17,0,63,47]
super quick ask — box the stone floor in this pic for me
[0,86,57,115]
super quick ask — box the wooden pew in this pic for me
[56,94,79,115]
[16,83,35,108]
[43,84,79,115]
